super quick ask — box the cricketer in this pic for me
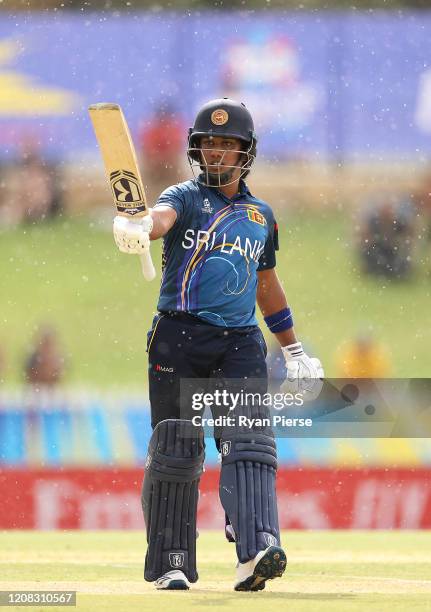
[112,98,324,591]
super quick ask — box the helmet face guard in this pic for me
[187,98,257,188]
[187,137,255,188]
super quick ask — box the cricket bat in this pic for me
[88,102,156,281]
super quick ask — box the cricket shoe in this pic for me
[234,546,287,592]
[154,570,190,590]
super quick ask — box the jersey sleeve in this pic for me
[153,184,186,222]
[257,211,279,271]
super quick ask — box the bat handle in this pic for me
[140,250,156,281]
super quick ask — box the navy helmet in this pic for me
[187,98,257,185]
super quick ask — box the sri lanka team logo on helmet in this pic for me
[211,109,229,125]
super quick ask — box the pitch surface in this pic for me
[0,531,430,611]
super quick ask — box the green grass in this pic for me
[0,212,430,386]
[0,531,430,611]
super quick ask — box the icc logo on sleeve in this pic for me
[201,198,214,214]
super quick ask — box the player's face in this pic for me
[199,136,243,179]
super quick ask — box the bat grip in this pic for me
[140,250,156,281]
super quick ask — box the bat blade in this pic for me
[89,102,156,281]
[88,102,147,218]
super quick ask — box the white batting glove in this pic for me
[281,342,324,401]
[113,215,153,254]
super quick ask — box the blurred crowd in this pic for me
[1,108,430,391]
[0,105,188,225]
[267,331,391,383]
[24,325,65,388]
[356,171,431,281]
[0,325,66,389]
[0,142,63,226]
[2,130,431,287]
[138,101,187,203]
[1,322,391,389]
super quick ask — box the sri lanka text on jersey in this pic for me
[181,229,265,263]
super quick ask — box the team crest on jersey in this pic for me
[211,109,229,125]
[169,552,185,568]
[247,209,266,226]
[201,198,214,214]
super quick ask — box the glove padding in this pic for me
[281,342,324,401]
[113,215,153,254]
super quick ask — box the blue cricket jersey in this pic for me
[154,178,279,327]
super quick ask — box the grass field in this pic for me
[0,531,430,611]
[1,212,430,385]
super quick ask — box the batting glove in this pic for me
[281,342,324,400]
[113,215,153,254]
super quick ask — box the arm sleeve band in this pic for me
[264,307,293,333]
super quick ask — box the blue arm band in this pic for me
[264,307,293,333]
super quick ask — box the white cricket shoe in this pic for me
[234,546,287,592]
[154,570,191,590]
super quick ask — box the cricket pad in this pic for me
[219,430,280,563]
[142,419,205,582]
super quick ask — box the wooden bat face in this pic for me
[88,103,148,218]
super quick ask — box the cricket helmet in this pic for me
[187,98,257,186]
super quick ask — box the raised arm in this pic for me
[148,205,178,240]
